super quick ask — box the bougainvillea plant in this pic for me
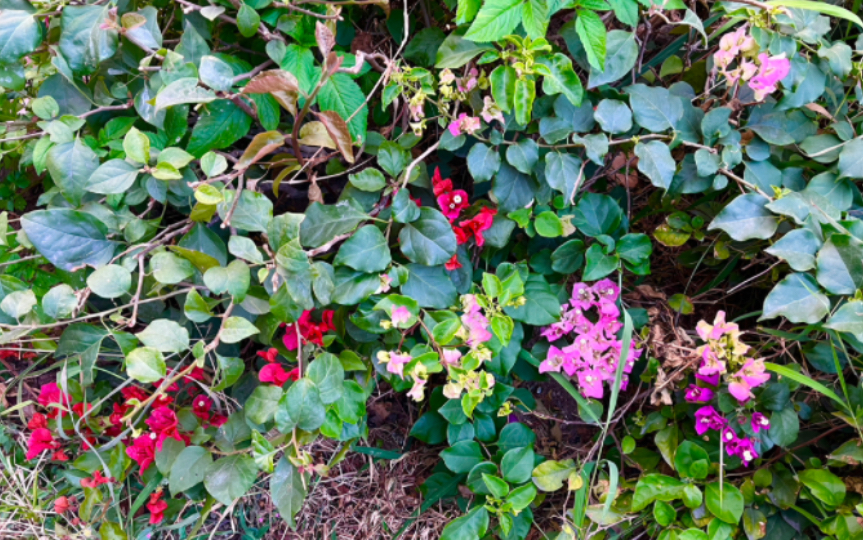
[1,0,863,538]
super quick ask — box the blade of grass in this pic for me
[764,362,849,410]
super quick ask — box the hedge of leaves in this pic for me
[1,0,863,538]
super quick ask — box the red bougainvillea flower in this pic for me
[147,490,168,525]
[431,168,469,222]
[38,383,68,418]
[126,433,157,474]
[458,207,497,247]
[52,450,69,462]
[209,414,228,427]
[81,470,113,488]
[26,428,59,460]
[121,386,149,403]
[445,254,462,271]
[192,396,212,421]
[152,378,180,392]
[260,363,300,386]
[257,348,278,363]
[71,402,92,418]
[27,412,48,430]
[283,310,335,350]
[54,496,71,514]
[454,227,471,245]
[431,168,453,196]
[145,406,183,450]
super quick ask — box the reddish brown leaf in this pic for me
[234,131,286,171]
[315,110,355,164]
[316,21,335,57]
[241,70,300,116]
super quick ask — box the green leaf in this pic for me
[392,188,421,223]
[761,273,830,324]
[501,446,534,484]
[126,347,166,383]
[594,99,632,134]
[0,10,42,64]
[87,264,131,299]
[436,29,494,68]
[331,268,379,305]
[136,319,190,354]
[217,190,273,233]
[300,202,367,248]
[204,455,258,506]
[378,141,410,177]
[673,441,709,479]
[708,193,778,241]
[764,229,820,272]
[204,260,251,301]
[169,446,212,494]
[155,77,217,112]
[545,152,583,203]
[87,159,140,194]
[318,73,367,141]
[47,138,99,206]
[307,353,345,405]
[399,207,457,266]
[616,233,652,264]
[21,209,117,271]
[228,236,264,265]
[440,507,489,540]
[815,234,863,295]
[764,362,847,409]
[766,0,862,28]
[492,163,537,213]
[625,84,683,132]
[59,5,117,74]
[482,474,510,498]
[333,225,391,273]
[634,141,676,190]
[506,139,539,175]
[43,284,77,320]
[402,264,457,309]
[536,53,583,107]
[490,65,517,113]
[441,440,484,473]
[271,457,307,527]
[514,78,536,125]
[275,378,326,432]
[583,244,619,280]
[631,474,685,512]
[237,4,261,37]
[824,301,863,335]
[187,101,253,158]
[467,142,501,182]
[575,9,606,71]
[245,384,283,424]
[705,482,744,524]
[551,239,585,273]
[522,0,551,39]
[587,30,637,87]
[221,316,260,343]
[768,407,799,447]
[573,193,622,237]
[534,211,564,238]
[348,169,387,192]
[464,0,523,42]
[531,459,576,491]
[504,275,560,325]
[123,127,150,164]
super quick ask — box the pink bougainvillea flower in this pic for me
[696,311,738,341]
[728,372,754,403]
[26,428,58,460]
[739,358,770,387]
[720,427,739,446]
[407,377,427,402]
[391,306,412,327]
[460,295,492,347]
[749,53,790,101]
[577,369,604,399]
[694,405,727,435]
[127,433,157,474]
[698,347,727,376]
[539,346,568,374]
[481,96,505,126]
[751,412,770,433]
[695,370,720,387]
[685,384,715,403]
[728,437,758,466]
[448,113,481,137]
[377,351,412,378]
[38,383,68,419]
[591,279,620,304]
[441,348,463,367]
[571,282,596,310]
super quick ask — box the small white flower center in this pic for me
[198,400,206,407]
[453,195,462,204]
[760,417,769,425]
[726,432,734,440]
[743,450,753,461]
[149,432,157,440]
[585,376,593,383]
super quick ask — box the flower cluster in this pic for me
[539,280,642,399]
[283,310,335,350]
[713,26,790,101]
[431,169,497,271]
[686,311,772,466]
[258,347,300,386]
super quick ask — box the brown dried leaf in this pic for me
[316,21,335,57]
[234,130,285,171]
[308,179,324,204]
[242,70,299,116]
[316,110,355,164]
[650,368,673,406]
